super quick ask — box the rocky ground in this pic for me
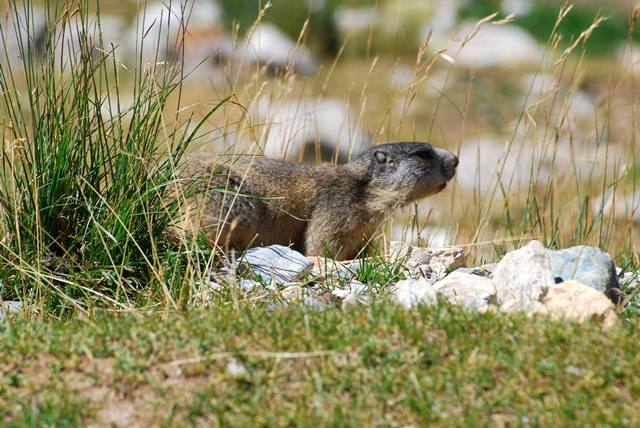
[181,239,638,329]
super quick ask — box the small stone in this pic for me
[238,279,262,293]
[493,240,555,305]
[0,301,22,322]
[453,264,497,278]
[433,271,496,310]
[542,280,618,327]
[393,242,466,280]
[280,286,330,310]
[226,358,249,378]
[389,240,413,262]
[308,256,358,282]
[238,245,313,285]
[547,246,620,298]
[391,278,438,309]
[331,281,370,308]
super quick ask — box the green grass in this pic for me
[460,0,640,55]
[1,304,639,426]
[0,0,228,315]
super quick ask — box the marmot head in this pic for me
[353,141,458,203]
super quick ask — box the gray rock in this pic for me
[242,23,316,75]
[433,271,496,310]
[547,246,620,297]
[391,242,466,280]
[493,240,555,305]
[238,245,313,285]
[0,301,22,322]
[391,278,438,309]
[452,264,496,278]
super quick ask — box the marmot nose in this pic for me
[443,152,458,180]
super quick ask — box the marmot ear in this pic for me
[374,150,387,164]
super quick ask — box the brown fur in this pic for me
[169,142,458,260]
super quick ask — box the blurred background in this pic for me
[1,0,639,263]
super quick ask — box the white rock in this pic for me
[391,278,437,308]
[550,139,623,182]
[542,280,618,327]
[499,299,548,315]
[444,22,543,69]
[390,65,414,89]
[0,301,22,322]
[280,285,329,310]
[493,240,555,305]
[126,0,224,65]
[519,72,558,99]
[409,246,466,279]
[390,242,465,280]
[0,6,47,64]
[240,23,316,75]
[226,358,249,378]
[253,97,369,162]
[425,247,466,279]
[592,190,640,223]
[567,90,596,123]
[501,0,532,15]
[433,271,496,310]
[455,137,542,194]
[428,0,460,38]
[616,43,640,69]
[238,245,313,285]
[331,281,370,308]
[333,6,377,34]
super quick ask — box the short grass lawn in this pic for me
[1,304,638,426]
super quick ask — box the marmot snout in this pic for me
[171,141,458,260]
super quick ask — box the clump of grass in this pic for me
[0,0,227,316]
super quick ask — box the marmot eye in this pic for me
[374,151,387,163]
[415,149,434,160]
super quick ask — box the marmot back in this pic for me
[170,141,458,260]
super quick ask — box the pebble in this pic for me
[280,285,331,311]
[226,358,249,378]
[390,241,466,280]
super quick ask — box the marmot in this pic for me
[170,142,458,260]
